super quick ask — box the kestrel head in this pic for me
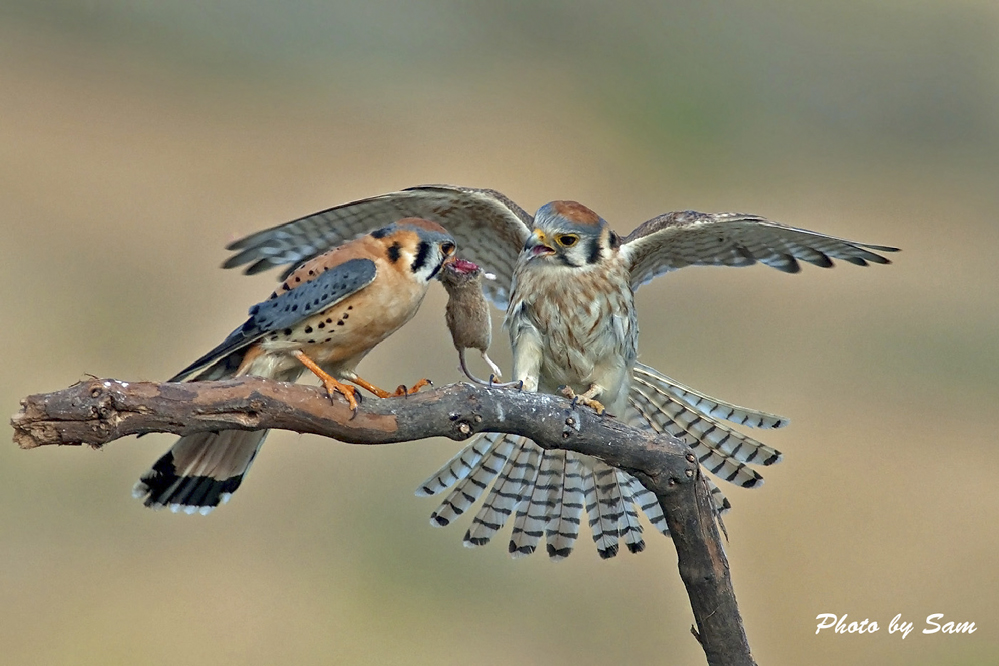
[523,201,621,268]
[370,217,457,283]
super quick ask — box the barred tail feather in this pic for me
[628,387,770,489]
[629,380,782,467]
[464,438,537,547]
[617,473,647,554]
[632,363,788,429]
[430,435,516,527]
[586,463,627,558]
[509,447,560,558]
[623,474,670,537]
[416,433,500,497]
[705,476,732,514]
[545,453,586,561]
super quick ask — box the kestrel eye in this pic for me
[557,234,578,247]
[440,242,455,255]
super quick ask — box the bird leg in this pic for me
[559,384,606,415]
[292,350,360,412]
[346,373,432,399]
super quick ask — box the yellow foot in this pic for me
[321,377,360,411]
[559,386,605,415]
[348,374,432,399]
[292,350,360,411]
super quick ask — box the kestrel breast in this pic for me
[510,260,637,391]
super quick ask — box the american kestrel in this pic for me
[222,185,898,556]
[439,258,504,384]
[133,217,457,513]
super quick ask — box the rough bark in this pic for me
[12,377,756,666]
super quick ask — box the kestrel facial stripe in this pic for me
[411,240,431,273]
[586,236,601,264]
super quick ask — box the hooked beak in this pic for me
[526,229,555,257]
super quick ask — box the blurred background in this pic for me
[3,2,998,664]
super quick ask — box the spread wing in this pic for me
[223,185,533,309]
[620,210,899,290]
[169,257,377,382]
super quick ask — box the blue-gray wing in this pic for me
[169,258,377,382]
[620,210,899,290]
[222,185,533,309]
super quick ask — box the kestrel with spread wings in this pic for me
[223,185,898,557]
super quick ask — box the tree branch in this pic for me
[11,377,755,665]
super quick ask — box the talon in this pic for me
[390,378,432,397]
[559,385,604,415]
[292,350,360,411]
[322,377,359,411]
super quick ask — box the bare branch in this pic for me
[11,377,755,665]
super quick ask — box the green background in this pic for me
[3,2,997,664]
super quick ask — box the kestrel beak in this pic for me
[527,229,556,257]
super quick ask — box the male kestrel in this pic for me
[133,218,456,513]
[222,185,898,557]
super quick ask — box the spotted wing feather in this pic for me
[223,185,533,309]
[168,257,376,382]
[621,210,899,289]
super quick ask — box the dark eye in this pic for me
[441,242,455,255]
[556,234,578,247]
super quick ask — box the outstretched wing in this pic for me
[223,185,534,309]
[168,257,377,382]
[620,210,899,290]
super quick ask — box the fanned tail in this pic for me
[632,363,788,429]
[417,364,786,559]
[628,381,782,489]
[422,435,670,560]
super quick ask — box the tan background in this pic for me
[3,3,997,664]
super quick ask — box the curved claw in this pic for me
[392,378,433,397]
[323,378,359,412]
[559,385,605,415]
